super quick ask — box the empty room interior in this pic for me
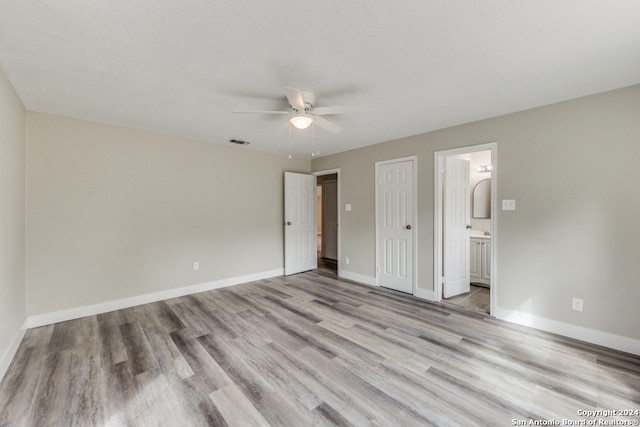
[1,2,639,426]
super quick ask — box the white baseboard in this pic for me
[494,306,640,356]
[0,320,27,383]
[26,269,284,329]
[339,270,377,287]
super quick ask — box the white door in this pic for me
[321,179,338,260]
[376,159,414,294]
[443,157,470,298]
[284,172,317,275]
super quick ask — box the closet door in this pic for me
[376,159,414,294]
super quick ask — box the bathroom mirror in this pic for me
[472,178,491,219]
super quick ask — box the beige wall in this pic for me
[26,113,309,315]
[8,79,640,349]
[0,67,26,365]
[312,84,640,340]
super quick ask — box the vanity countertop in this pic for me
[470,231,491,239]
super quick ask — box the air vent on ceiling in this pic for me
[229,139,250,145]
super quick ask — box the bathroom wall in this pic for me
[469,150,492,232]
[449,150,492,232]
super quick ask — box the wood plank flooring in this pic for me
[1,271,639,426]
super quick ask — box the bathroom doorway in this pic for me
[434,144,496,315]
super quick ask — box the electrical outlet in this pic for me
[193,261,199,271]
[572,297,583,312]
[345,257,350,265]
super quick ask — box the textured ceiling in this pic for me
[1,1,639,158]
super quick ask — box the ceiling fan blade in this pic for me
[313,116,342,133]
[232,110,289,114]
[273,119,290,132]
[313,105,355,115]
[282,87,305,111]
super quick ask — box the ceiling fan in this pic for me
[233,87,352,133]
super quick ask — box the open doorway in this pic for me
[315,171,339,276]
[434,144,496,315]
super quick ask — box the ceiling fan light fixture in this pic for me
[290,114,313,130]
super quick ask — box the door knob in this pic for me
[286,221,292,226]
[466,225,472,229]
[406,225,412,230]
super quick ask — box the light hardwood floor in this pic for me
[1,271,639,426]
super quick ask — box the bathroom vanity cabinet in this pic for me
[470,237,491,286]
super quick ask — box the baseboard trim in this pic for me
[26,269,284,329]
[339,270,377,287]
[0,320,27,383]
[494,306,640,356]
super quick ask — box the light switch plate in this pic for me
[572,297,584,312]
[345,204,352,212]
[502,199,516,211]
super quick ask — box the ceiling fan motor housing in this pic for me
[293,90,316,113]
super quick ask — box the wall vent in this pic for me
[229,139,250,145]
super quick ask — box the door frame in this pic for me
[434,143,497,314]
[313,168,341,277]
[375,156,418,294]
